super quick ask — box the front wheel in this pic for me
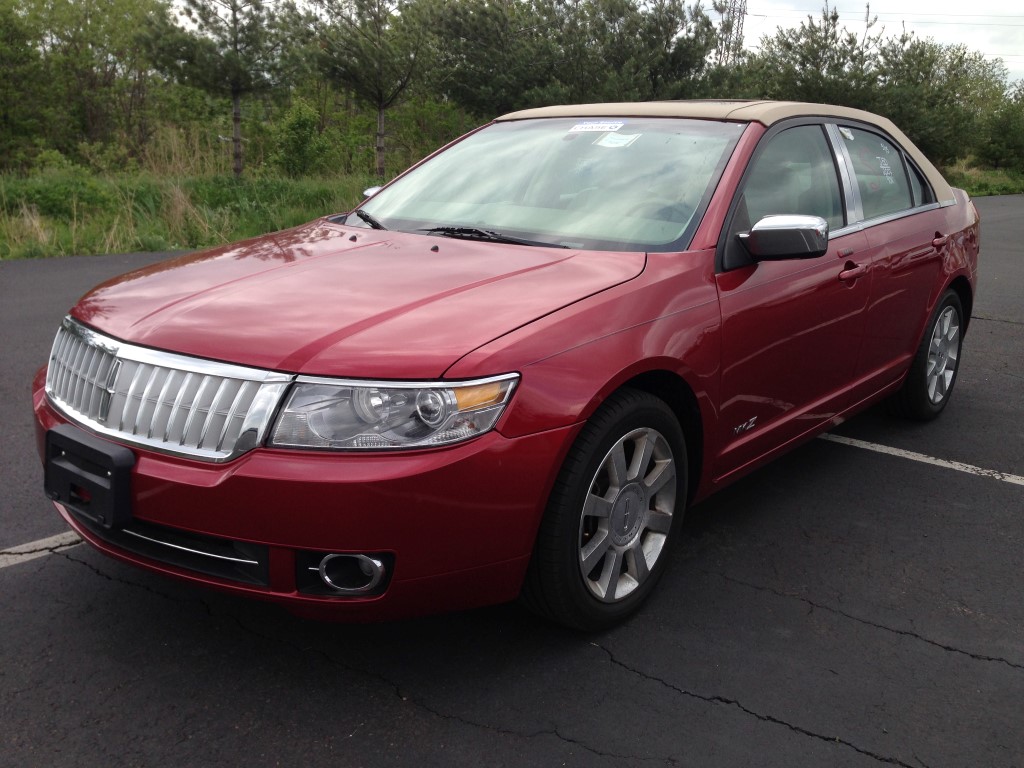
[522,389,686,631]
[889,289,965,420]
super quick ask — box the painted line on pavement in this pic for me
[820,434,1024,487]
[0,531,81,569]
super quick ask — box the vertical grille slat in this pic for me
[197,378,234,450]
[148,369,180,440]
[217,381,255,451]
[74,345,100,413]
[118,363,147,431]
[43,318,291,462]
[131,366,163,436]
[180,375,214,447]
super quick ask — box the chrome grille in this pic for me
[46,317,294,462]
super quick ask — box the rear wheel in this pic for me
[889,289,964,420]
[522,389,686,631]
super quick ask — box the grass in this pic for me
[0,171,377,260]
[943,162,1024,197]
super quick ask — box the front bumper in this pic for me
[33,372,576,620]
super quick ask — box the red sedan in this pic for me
[34,101,979,629]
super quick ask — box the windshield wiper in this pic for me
[354,209,387,230]
[419,226,568,249]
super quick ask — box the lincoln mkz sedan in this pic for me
[34,101,979,629]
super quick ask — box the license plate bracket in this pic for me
[45,424,134,529]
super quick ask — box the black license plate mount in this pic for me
[45,424,135,529]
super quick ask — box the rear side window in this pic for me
[839,127,912,219]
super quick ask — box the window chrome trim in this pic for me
[825,123,863,225]
[46,317,294,463]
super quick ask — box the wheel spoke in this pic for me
[583,491,614,519]
[597,548,623,601]
[642,458,675,496]
[626,545,650,585]
[629,432,656,482]
[645,510,672,534]
[607,441,629,487]
[580,529,611,575]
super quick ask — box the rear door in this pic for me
[833,125,948,401]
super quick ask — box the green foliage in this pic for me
[318,0,427,177]
[426,0,715,114]
[0,3,43,170]
[146,0,280,177]
[0,172,371,259]
[271,99,329,177]
[975,84,1024,172]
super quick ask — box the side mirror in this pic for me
[362,186,383,198]
[738,215,829,260]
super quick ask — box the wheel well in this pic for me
[620,371,703,504]
[948,275,973,330]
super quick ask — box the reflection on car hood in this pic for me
[72,220,646,378]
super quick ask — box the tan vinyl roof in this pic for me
[496,100,953,203]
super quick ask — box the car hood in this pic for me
[72,220,645,378]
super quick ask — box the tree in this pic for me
[876,36,1007,165]
[318,0,425,178]
[976,83,1024,172]
[0,3,43,169]
[423,0,559,117]
[743,4,880,107]
[147,0,279,178]
[11,0,171,168]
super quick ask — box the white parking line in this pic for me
[820,434,1024,487]
[0,531,81,569]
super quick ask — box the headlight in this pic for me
[268,374,518,450]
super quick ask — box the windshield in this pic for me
[355,117,746,252]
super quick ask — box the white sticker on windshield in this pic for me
[595,132,640,148]
[839,127,855,141]
[569,121,625,133]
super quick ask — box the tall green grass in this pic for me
[943,162,1024,198]
[0,171,376,259]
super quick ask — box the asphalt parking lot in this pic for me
[2,196,1021,767]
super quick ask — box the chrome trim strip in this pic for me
[293,372,520,390]
[826,123,864,223]
[121,529,260,566]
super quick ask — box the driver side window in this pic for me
[725,125,844,269]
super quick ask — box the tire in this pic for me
[889,289,964,420]
[522,388,687,631]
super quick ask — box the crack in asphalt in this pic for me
[210,611,672,764]
[711,571,1024,671]
[590,642,927,768]
[0,544,69,556]
[54,550,215,614]
[51,553,669,763]
[973,315,1023,327]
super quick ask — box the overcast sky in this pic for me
[737,1,1024,86]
